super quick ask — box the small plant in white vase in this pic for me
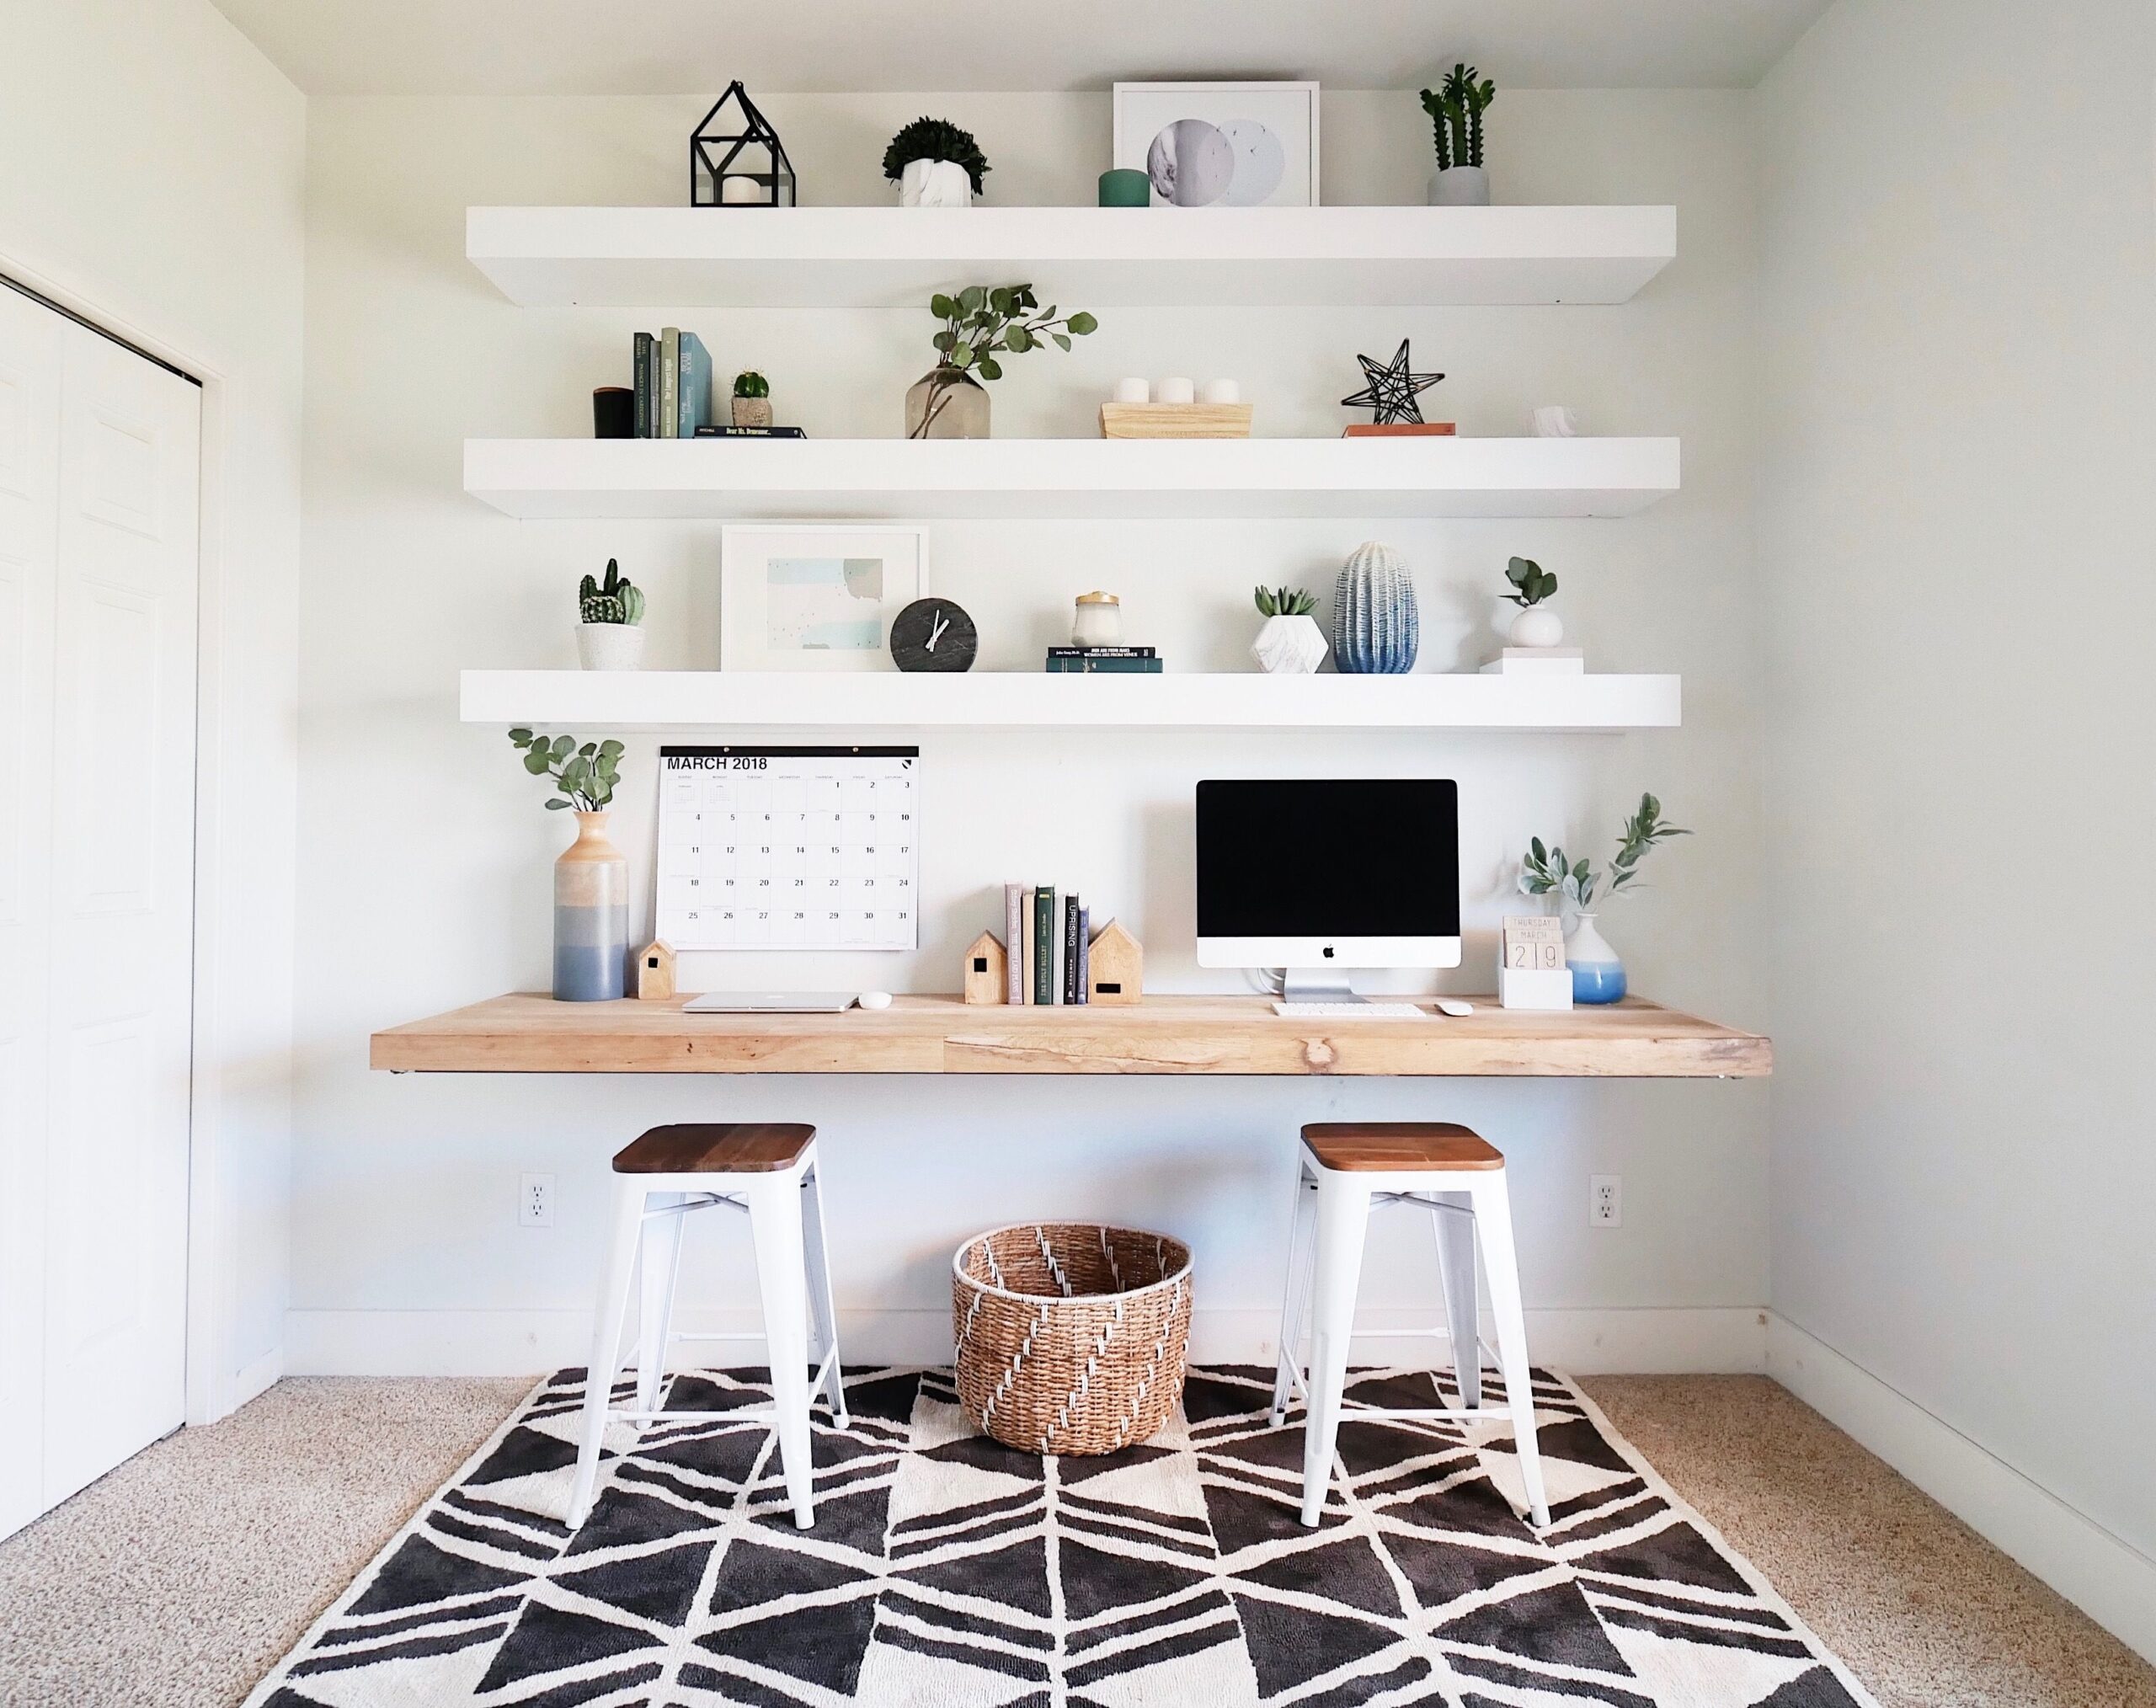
[1251,584,1328,674]
[1503,555,1563,648]
[1518,793,1689,1005]
[577,558,646,671]
[1419,63,1496,205]
[883,117,990,207]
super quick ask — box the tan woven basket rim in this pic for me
[951,1221,1193,1306]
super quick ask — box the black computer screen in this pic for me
[1195,779,1460,938]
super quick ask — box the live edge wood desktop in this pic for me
[370,993,1770,1078]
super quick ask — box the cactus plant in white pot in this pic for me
[1420,63,1496,205]
[576,559,646,670]
[1251,584,1328,674]
[883,117,990,207]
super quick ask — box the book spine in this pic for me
[1045,646,1157,658]
[659,328,680,439]
[1004,883,1026,1004]
[1044,655,1164,674]
[1033,888,1055,1006]
[677,333,708,436]
[1020,888,1036,1003]
[1076,907,1090,1004]
[1063,895,1081,1004]
[632,334,654,437]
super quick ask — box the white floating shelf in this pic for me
[468,205,1676,309]
[460,670,1680,733]
[464,436,1680,521]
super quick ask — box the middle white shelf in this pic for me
[462,670,1681,733]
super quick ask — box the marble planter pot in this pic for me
[577,622,645,671]
[1428,165,1491,205]
[1251,613,1328,675]
[899,158,974,207]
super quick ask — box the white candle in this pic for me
[1114,376,1151,403]
[1198,378,1241,405]
[1156,376,1196,405]
[719,177,764,204]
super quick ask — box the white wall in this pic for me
[1758,0,2156,1627]
[291,88,1769,1372]
[0,0,307,1415]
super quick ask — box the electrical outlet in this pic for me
[520,1172,555,1228]
[1589,1174,1622,1228]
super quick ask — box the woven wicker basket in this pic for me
[952,1222,1193,1455]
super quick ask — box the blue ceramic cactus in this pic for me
[1332,541,1419,674]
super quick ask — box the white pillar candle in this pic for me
[719,177,764,204]
[1156,376,1196,405]
[1198,378,1241,405]
[1114,376,1151,403]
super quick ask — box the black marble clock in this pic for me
[889,597,979,673]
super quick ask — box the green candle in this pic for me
[1097,168,1150,208]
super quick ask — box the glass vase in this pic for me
[905,364,990,439]
[554,809,628,1001]
[1565,912,1627,1005]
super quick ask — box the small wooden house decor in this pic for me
[1086,920,1143,1006]
[633,939,677,1001]
[691,82,797,208]
[962,931,1007,1005]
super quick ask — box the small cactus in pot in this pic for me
[577,558,647,670]
[732,370,771,430]
[1251,584,1328,675]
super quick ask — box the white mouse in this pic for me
[1433,997,1476,1017]
[857,991,893,1011]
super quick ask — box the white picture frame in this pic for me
[719,523,930,672]
[1113,81,1321,209]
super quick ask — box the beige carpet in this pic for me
[0,1374,2147,1708]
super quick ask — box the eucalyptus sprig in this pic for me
[1519,793,1689,909]
[1254,584,1316,617]
[509,729,626,812]
[1503,556,1557,607]
[912,283,1097,437]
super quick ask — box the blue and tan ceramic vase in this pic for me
[554,810,628,1001]
[1332,541,1419,673]
[1565,913,1627,1004]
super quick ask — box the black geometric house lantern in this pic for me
[691,81,796,208]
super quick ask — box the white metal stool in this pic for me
[1270,1122,1550,1530]
[567,1122,846,1530]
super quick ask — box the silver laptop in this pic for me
[683,991,859,1014]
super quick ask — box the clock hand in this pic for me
[927,612,949,650]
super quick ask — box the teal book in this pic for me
[1044,654,1164,674]
[675,332,712,436]
[1033,887,1057,1006]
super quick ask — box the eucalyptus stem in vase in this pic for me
[906,284,1097,439]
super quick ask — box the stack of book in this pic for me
[630,328,712,438]
[1004,884,1091,1003]
[1044,646,1162,675]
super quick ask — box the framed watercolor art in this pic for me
[1113,81,1321,209]
[719,524,930,672]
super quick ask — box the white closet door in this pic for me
[0,289,64,1539]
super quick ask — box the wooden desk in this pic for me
[371,993,1769,1078]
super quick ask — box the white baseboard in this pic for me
[1766,1312,2156,1665]
[232,1346,284,1411]
[285,1304,1766,1380]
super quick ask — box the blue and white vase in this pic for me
[554,810,628,1001]
[1332,541,1419,674]
[1565,913,1627,1005]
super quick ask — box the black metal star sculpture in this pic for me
[1341,339,1446,425]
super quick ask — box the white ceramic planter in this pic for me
[899,158,974,207]
[1251,614,1329,675]
[577,622,646,671]
[1508,604,1564,649]
[1428,164,1491,206]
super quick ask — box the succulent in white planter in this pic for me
[1420,63,1496,205]
[577,558,647,670]
[1502,555,1562,648]
[1251,584,1328,675]
[883,117,990,208]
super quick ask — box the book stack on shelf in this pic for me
[1005,883,1091,1003]
[1044,647,1162,675]
[629,328,712,438]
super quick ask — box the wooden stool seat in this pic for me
[613,1122,815,1175]
[1302,1122,1503,1173]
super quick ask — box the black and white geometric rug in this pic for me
[246,1364,1878,1707]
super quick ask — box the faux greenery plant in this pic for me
[578,558,644,626]
[883,117,992,195]
[1419,63,1497,171]
[732,371,769,399]
[509,729,626,812]
[1254,584,1317,617]
[910,284,1097,437]
[1518,793,1689,910]
[1503,556,1557,607]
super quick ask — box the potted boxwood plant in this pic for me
[577,558,646,670]
[1419,63,1496,205]
[1251,584,1328,674]
[883,116,990,207]
[731,370,771,430]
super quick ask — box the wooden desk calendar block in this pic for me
[1498,915,1571,1011]
[1087,920,1143,1006]
[963,931,1007,1006]
[1098,403,1253,439]
[634,940,676,1001]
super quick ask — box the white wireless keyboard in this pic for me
[1273,1001,1428,1018]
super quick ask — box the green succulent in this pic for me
[1518,794,1690,910]
[578,558,645,626]
[1254,584,1317,617]
[883,116,991,194]
[508,729,626,812]
[732,371,769,399]
[1503,555,1557,607]
[1419,62,1497,171]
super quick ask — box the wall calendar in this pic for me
[656,746,920,951]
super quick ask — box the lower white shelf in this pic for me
[460,670,1681,732]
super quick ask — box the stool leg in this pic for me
[1431,1192,1481,1411]
[746,1173,817,1529]
[1471,1172,1550,1529]
[1299,1170,1372,1527]
[1270,1165,1319,1427]
[801,1160,849,1427]
[569,1181,647,1529]
[636,1191,686,1422]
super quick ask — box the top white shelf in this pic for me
[467,205,1677,309]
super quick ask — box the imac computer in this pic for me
[1195,778,1460,1002]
